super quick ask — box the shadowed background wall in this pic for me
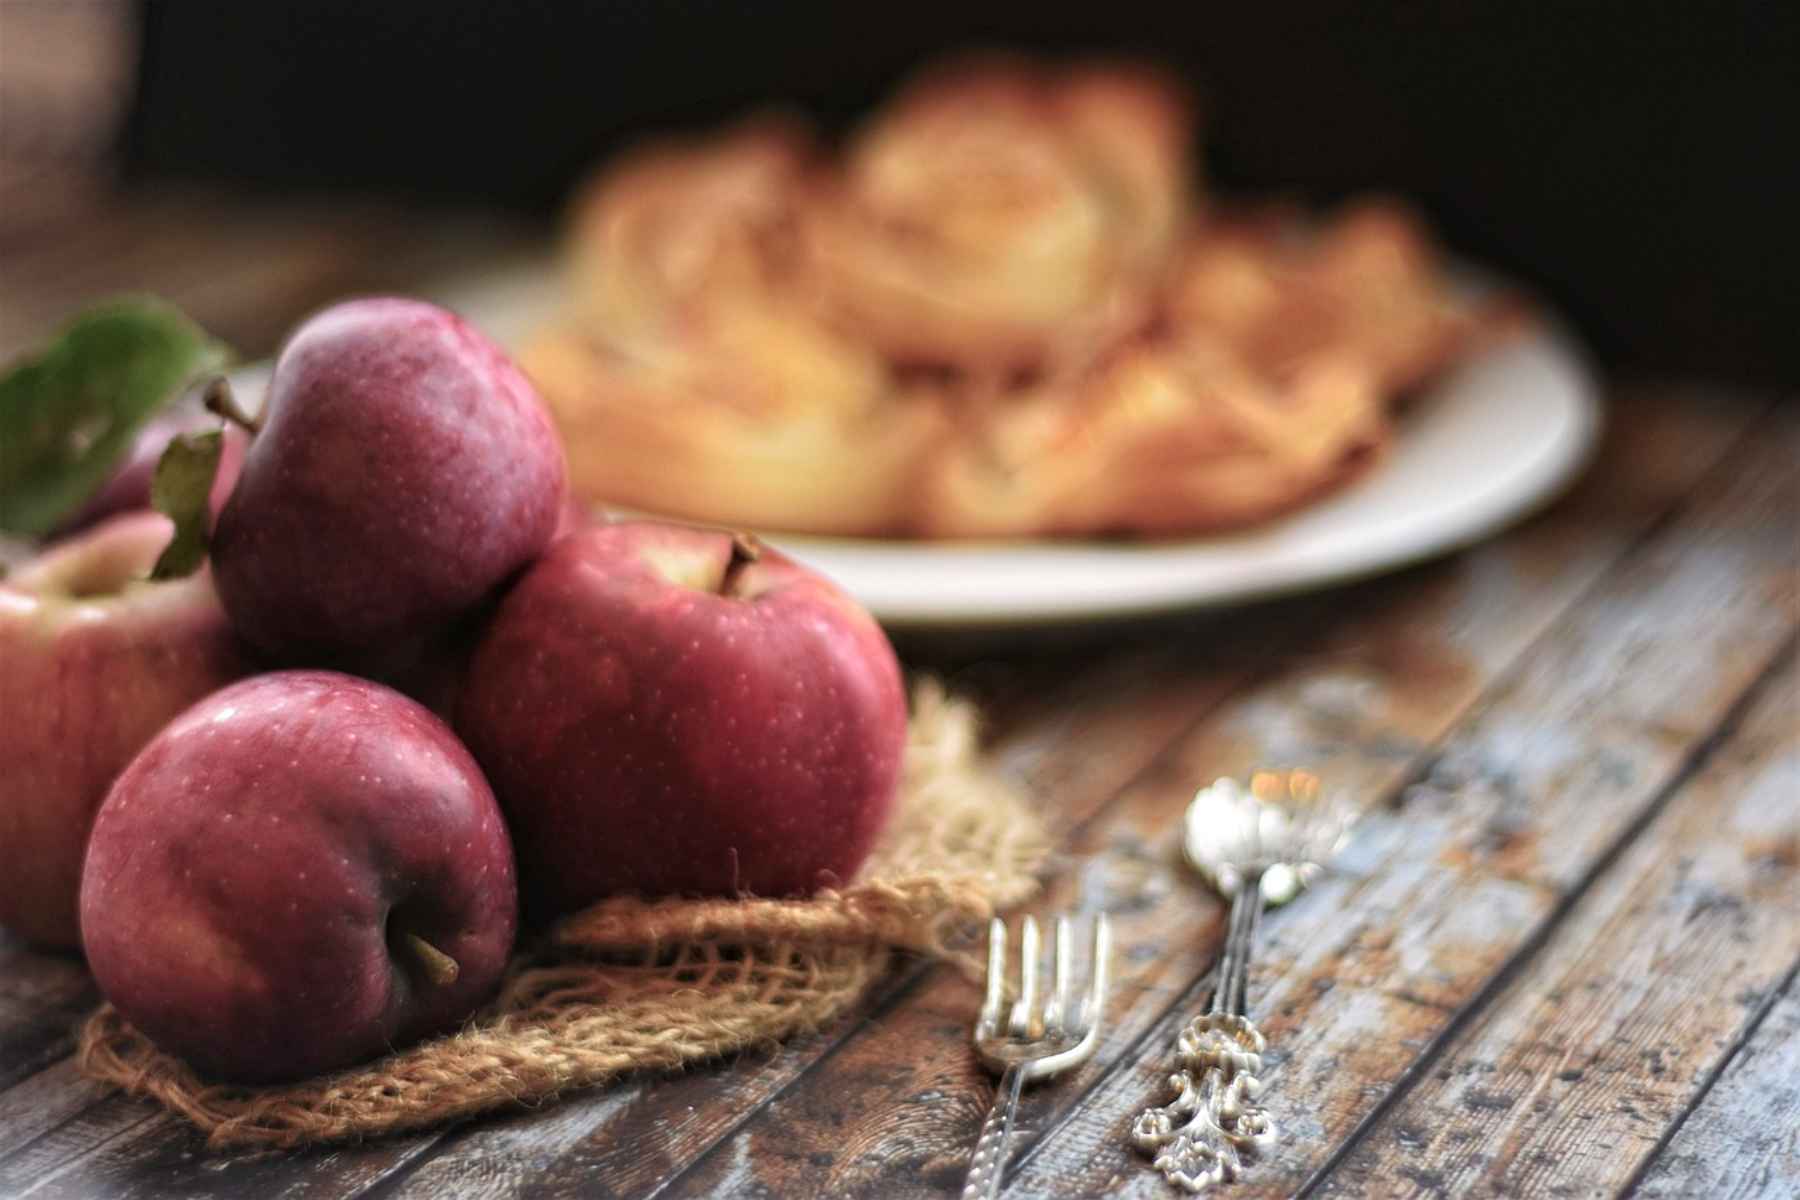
[22,1,1800,384]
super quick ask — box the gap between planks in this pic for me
[337,640,1285,1200]
[1301,644,1799,1197]
[1625,953,1800,1200]
[625,402,1795,1199]
[1000,408,1800,1194]
[0,386,1771,1200]
[399,390,1797,1199]
[0,612,1278,1200]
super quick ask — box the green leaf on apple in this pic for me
[149,428,224,580]
[0,298,230,537]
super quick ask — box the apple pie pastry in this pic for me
[522,57,1517,539]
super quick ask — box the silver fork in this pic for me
[961,913,1112,1200]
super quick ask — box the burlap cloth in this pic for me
[75,682,1050,1150]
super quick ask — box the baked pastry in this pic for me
[801,59,1192,374]
[1169,202,1499,394]
[534,123,944,535]
[919,327,1386,539]
[522,58,1514,540]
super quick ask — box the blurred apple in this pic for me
[0,512,251,948]
[456,521,907,920]
[51,404,247,539]
[211,298,566,674]
[554,493,597,538]
[80,670,519,1083]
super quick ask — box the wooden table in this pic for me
[2,176,1796,1200]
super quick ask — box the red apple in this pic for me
[554,493,597,538]
[455,521,908,920]
[80,670,518,1084]
[211,298,566,674]
[392,489,595,722]
[0,513,252,948]
[388,613,487,723]
[50,403,248,539]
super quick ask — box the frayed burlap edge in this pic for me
[76,680,1050,1151]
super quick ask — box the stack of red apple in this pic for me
[0,298,907,1085]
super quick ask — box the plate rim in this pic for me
[240,268,1603,633]
[759,320,1603,629]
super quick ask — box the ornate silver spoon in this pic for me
[1131,769,1355,1192]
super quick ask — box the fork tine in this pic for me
[1010,916,1040,1036]
[981,918,1006,1031]
[1083,914,1112,1031]
[964,913,1111,1200]
[1046,915,1073,1035]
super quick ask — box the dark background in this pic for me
[125,1,1796,385]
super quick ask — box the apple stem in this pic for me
[721,532,762,595]
[202,376,263,436]
[400,932,461,988]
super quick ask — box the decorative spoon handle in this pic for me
[1131,879,1278,1192]
[1133,770,1353,1191]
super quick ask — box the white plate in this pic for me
[767,326,1600,628]
[288,262,1602,631]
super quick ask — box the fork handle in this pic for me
[962,1063,1027,1200]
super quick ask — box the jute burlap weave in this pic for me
[76,682,1049,1150]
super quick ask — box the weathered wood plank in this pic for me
[0,624,1269,1199]
[1631,965,1800,1200]
[0,938,97,1092]
[322,637,1278,1200]
[640,403,1794,1198]
[461,389,1759,1200]
[1315,655,1800,1197]
[0,1097,444,1200]
[994,408,1798,1200]
[1,178,1790,1200]
[0,161,117,256]
[0,385,1773,1198]
[0,1101,170,1199]
[374,388,1777,1199]
[0,188,538,361]
[0,1061,113,1161]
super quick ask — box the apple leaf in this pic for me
[0,298,230,536]
[149,428,224,580]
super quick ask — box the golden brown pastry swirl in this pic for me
[802,59,1192,375]
[522,58,1515,541]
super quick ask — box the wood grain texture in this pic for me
[0,1060,113,1162]
[1632,964,1800,1200]
[457,390,1749,1200]
[0,937,96,1093]
[996,407,1799,1199]
[0,178,1794,1199]
[0,621,1271,1200]
[648,404,1794,1198]
[1317,654,1800,1197]
[341,636,1275,1200]
[0,384,1761,1200]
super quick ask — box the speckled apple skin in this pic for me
[80,671,518,1084]
[211,298,566,672]
[0,513,252,948]
[455,523,908,920]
